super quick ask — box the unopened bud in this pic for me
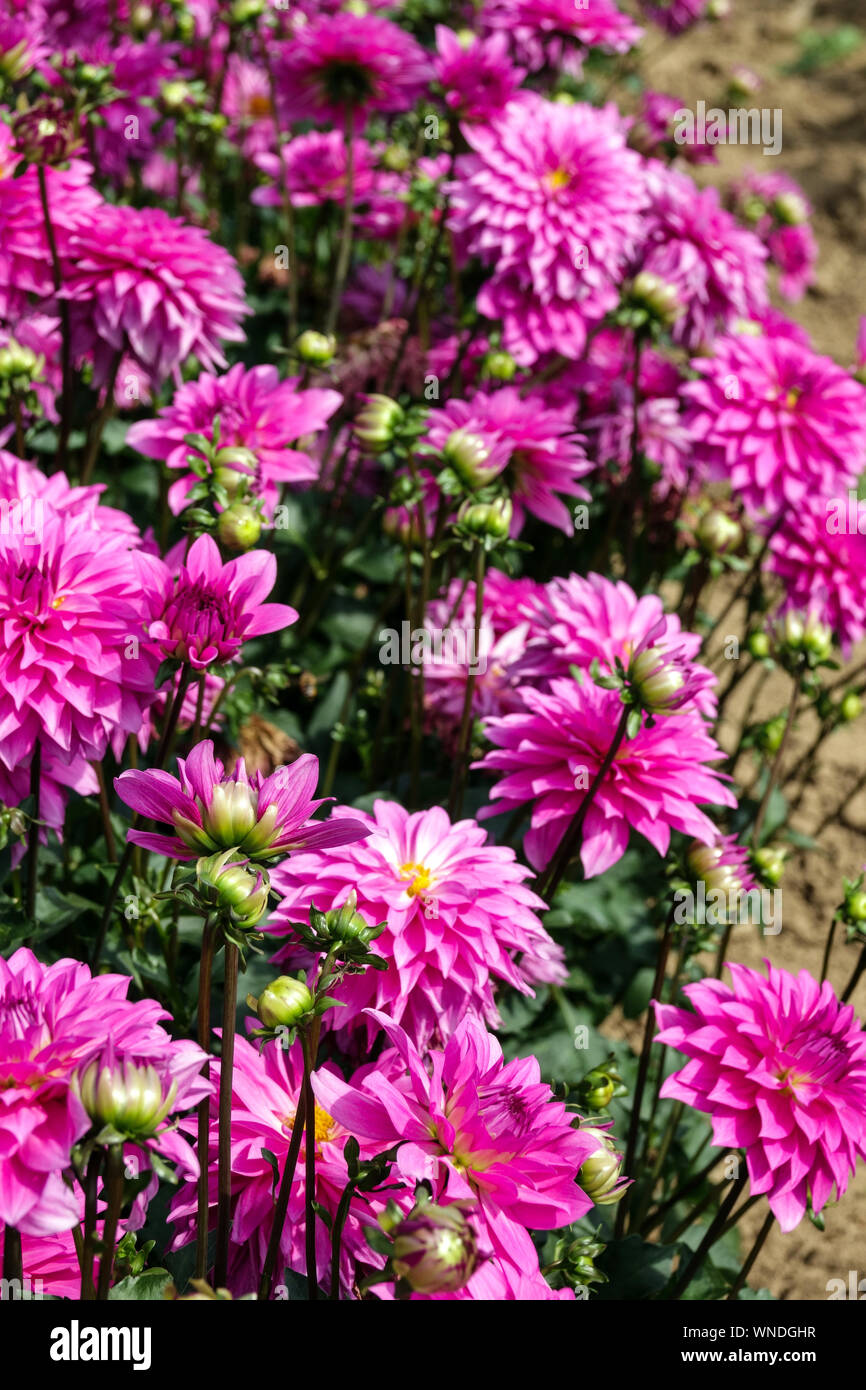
[296,330,336,365]
[249,975,315,1029]
[218,502,262,551]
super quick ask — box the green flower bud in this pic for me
[752,845,786,887]
[844,889,866,923]
[840,691,863,723]
[628,271,684,328]
[456,495,513,541]
[747,630,771,660]
[443,428,503,488]
[196,848,270,928]
[773,191,808,227]
[629,646,687,713]
[577,1127,628,1205]
[218,502,262,552]
[481,350,517,382]
[575,1063,622,1112]
[391,1203,477,1294]
[295,330,337,365]
[757,714,787,756]
[160,80,193,112]
[230,0,265,22]
[353,395,405,455]
[212,446,258,497]
[381,144,412,173]
[249,975,315,1030]
[76,1058,177,1140]
[696,509,742,555]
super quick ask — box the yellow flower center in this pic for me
[784,388,801,409]
[51,595,66,609]
[248,94,272,118]
[283,1105,336,1144]
[546,167,571,191]
[398,861,433,897]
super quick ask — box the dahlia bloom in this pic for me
[315,1010,599,1286]
[0,458,157,771]
[685,331,866,519]
[114,739,370,863]
[482,0,642,75]
[637,163,768,349]
[520,572,717,718]
[277,14,431,122]
[449,95,648,362]
[767,224,818,302]
[60,203,248,388]
[266,799,564,1049]
[127,364,341,517]
[253,131,385,210]
[477,678,735,876]
[170,1033,390,1295]
[135,534,298,670]
[434,26,525,122]
[0,1222,89,1299]
[732,170,817,302]
[423,388,593,534]
[767,495,866,656]
[631,90,717,165]
[640,0,711,34]
[654,962,866,1232]
[222,54,276,159]
[0,948,209,1237]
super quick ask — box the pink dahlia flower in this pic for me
[640,0,711,34]
[170,1033,390,1296]
[423,387,593,534]
[482,0,642,75]
[520,573,717,718]
[477,678,735,876]
[684,330,866,520]
[449,94,648,362]
[767,223,818,302]
[115,739,370,863]
[127,364,341,517]
[434,26,525,122]
[315,1010,599,1286]
[277,14,431,122]
[767,495,866,656]
[0,1221,92,1299]
[637,162,768,350]
[0,461,157,771]
[222,55,276,160]
[654,962,866,1232]
[0,948,208,1237]
[253,131,384,210]
[60,203,248,387]
[135,533,298,670]
[266,799,565,1049]
[631,90,717,165]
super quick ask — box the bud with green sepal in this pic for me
[193,848,270,933]
[751,843,786,888]
[293,890,388,970]
[574,1059,627,1112]
[246,974,317,1044]
[218,501,263,552]
[442,427,507,490]
[770,608,835,673]
[455,495,513,547]
[696,508,742,557]
[295,330,336,366]
[353,394,406,455]
[74,1055,178,1145]
[385,1192,479,1295]
[480,349,518,383]
[577,1123,630,1206]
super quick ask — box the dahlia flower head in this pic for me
[266,799,565,1050]
[134,533,297,670]
[115,739,370,864]
[0,947,209,1237]
[127,364,341,517]
[632,90,717,165]
[640,0,712,34]
[423,387,593,535]
[421,570,545,739]
[277,13,431,123]
[59,202,248,388]
[518,572,718,719]
[315,1010,600,1290]
[684,329,866,521]
[0,451,158,772]
[449,94,649,364]
[655,962,866,1232]
[636,162,768,350]
[81,33,180,185]
[731,170,817,302]
[0,312,62,437]
[433,26,525,122]
[170,1033,391,1296]
[477,677,735,877]
[767,494,866,657]
[253,131,409,241]
[482,0,642,76]
[222,54,276,159]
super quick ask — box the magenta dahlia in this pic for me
[482,0,642,75]
[114,739,370,863]
[477,678,735,876]
[127,364,341,517]
[640,0,711,34]
[60,202,248,387]
[434,26,525,122]
[685,329,866,519]
[277,13,431,123]
[654,962,866,1232]
[767,494,866,656]
[266,799,564,1049]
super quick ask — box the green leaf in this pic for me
[108,1269,174,1300]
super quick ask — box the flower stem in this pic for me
[37,165,72,473]
[3,1223,22,1293]
[539,702,632,902]
[80,1149,104,1300]
[448,545,485,820]
[326,105,356,337]
[302,1031,318,1300]
[93,760,117,863]
[213,940,239,1289]
[329,1180,356,1300]
[96,1144,125,1300]
[257,1080,307,1300]
[668,1168,748,1300]
[841,942,866,1004]
[820,916,839,985]
[195,919,216,1281]
[25,742,41,925]
[751,678,799,851]
[726,1209,774,1300]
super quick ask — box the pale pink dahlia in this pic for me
[277,14,431,122]
[654,962,866,1232]
[520,573,717,718]
[0,464,157,771]
[0,948,208,1237]
[170,1033,390,1296]
[477,679,735,876]
[115,739,370,863]
[61,203,248,387]
[266,799,564,1049]
[315,1011,599,1287]
[434,26,525,122]
[135,534,298,671]
[767,495,866,656]
[423,387,593,534]
[636,162,768,350]
[685,331,866,520]
[449,94,648,362]
[127,364,341,517]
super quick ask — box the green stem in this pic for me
[841,942,866,1004]
[726,1209,774,1300]
[3,1223,22,1292]
[213,940,239,1289]
[80,1149,103,1300]
[639,1145,725,1237]
[257,1079,307,1300]
[668,1169,748,1300]
[302,1032,318,1300]
[329,1180,356,1300]
[195,919,216,1281]
[448,546,485,820]
[820,916,838,985]
[96,1145,125,1300]
[325,105,355,337]
[37,165,72,473]
[751,679,799,851]
[25,743,41,924]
